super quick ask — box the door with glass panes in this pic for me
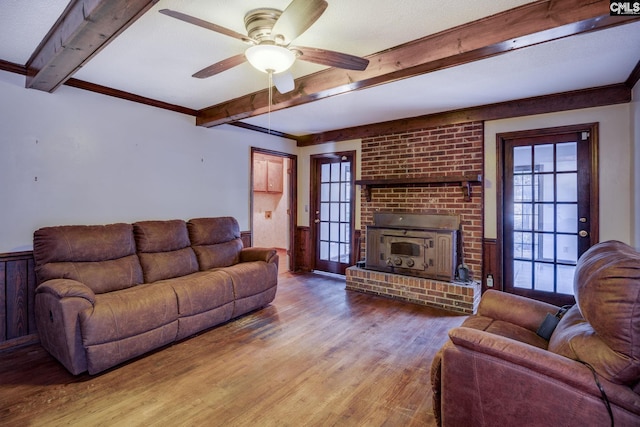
[312,153,355,275]
[500,124,597,306]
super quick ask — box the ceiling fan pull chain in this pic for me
[268,70,273,134]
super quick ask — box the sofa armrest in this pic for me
[445,327,640,413]
[36,278,96,304]
[240,247,278,264]
[35,279,95,375]
[477,289,559,333]
[449,326,589,385]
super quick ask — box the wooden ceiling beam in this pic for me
[196,0,638,128]
[296,84,631,145]
[25,0,159,92]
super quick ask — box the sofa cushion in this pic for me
[551,241,640,385]
[188,217,240,245]
[79,282,179,374]
[138,248,199,284]
[160,270,234,317]
[34,223,137,264]
[134,219,191,252]
[133,220,198,283]
[223,260,278,318]
[188,217,243,269]
[192,240,243,270]
[461,315,549,350]
[79,282,179,346]
[37,255,143,294]
[222,260,278,299]
[33,223,143,293]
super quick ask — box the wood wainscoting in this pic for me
[295,226,312,272]
[240,230,252,248]
[482,238,500,293]
[0,251,38,350]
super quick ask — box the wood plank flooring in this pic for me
[0,271,466,426]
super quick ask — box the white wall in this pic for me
[297,139,361,228]
[484,104,634,246]
[0,70,297,252]
[1,67,636,253]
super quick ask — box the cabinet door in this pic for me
[267,159,283,192]
[254,159,268,192]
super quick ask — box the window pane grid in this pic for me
[511,141,578,296]
[319,160,351,263]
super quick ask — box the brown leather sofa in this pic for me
[431,240,640,426]
[33,217,278,375]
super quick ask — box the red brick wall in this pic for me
[360,121,483,280]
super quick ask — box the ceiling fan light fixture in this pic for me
[245,44,296,74]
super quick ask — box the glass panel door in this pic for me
[313,153,355,274]
[503,128,595,305]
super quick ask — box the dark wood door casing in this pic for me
[496,123,599,306]
[250,148,298,272]
[310,151,357,274]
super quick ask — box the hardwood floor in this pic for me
[0,272,466,426]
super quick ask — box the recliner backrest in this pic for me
[133,219,199,283]
[33,223,143,293]
[187,217,243,270]
[549,240,640,386]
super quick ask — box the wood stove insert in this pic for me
[365,212,460,281]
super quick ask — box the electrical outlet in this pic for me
[486,274,494,288]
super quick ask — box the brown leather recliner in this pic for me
[431,240,640,426]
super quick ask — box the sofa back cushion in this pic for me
[187,217,243,270]
[33,223,143,293]
[133,220,198,283]
[549,240,640,385]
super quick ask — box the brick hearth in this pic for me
[346,267,480,314]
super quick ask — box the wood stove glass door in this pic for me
[312,153,355,275]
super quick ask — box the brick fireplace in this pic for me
[346,121,484,314]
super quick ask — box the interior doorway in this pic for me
[310,152,356,275]
[251,148,297,273]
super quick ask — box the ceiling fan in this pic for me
[159,0,369,94]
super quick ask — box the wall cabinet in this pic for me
[254,155,283,193]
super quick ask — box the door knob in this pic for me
[579,230,588,237]
[314,219,320,224]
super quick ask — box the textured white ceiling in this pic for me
[0,0,71,64]
[70,0,536,109]
[0,1,637,136]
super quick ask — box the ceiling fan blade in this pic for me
[192,54,247,79]
[159,9,253,44]
[294,46,369,71]
[273,71,295,94]
[271,0,328,44]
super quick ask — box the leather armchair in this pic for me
[431,240,640,426]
